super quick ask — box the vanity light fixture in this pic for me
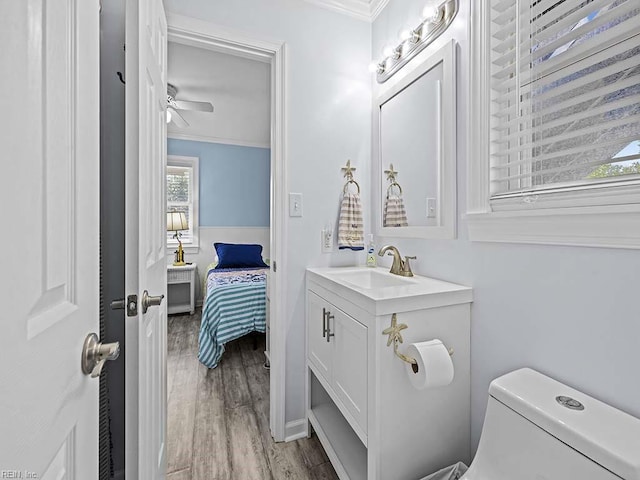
[372,0,458,83]
[422,5,441,22]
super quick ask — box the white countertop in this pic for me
[306,266,472,315]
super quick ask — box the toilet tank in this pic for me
[468,368,640,480]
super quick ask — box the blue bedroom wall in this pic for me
[167,138,270,227]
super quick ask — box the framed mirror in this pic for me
[374,40,457,239]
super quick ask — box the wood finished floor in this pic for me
[167,310,338,480]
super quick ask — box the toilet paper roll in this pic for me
[405,339,454,390]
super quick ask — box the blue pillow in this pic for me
[214,243,268,269]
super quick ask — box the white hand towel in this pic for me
[338,192,364,250]
[383,194,408,227]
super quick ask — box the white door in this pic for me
[0,0,101,478]
[125,0,168,478]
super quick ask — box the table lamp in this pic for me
[167,211,188,266]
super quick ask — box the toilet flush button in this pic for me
[556,395,585,411]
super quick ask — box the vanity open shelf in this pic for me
[306,267,472,480]
[309,373,368,480]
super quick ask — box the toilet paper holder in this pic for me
[383,313,453,373]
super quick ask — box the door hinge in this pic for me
[273,261,277,272]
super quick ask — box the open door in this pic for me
[0,0,101,477]
[125,0,168,478]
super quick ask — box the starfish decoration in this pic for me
[341,159,356,180]
[382,313,408,347]
[384,163,398,182]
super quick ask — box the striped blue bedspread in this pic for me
[198,267,267,368]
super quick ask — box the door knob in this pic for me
[81,333,120,378]
[141,290,164,314]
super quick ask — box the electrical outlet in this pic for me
[321,228,333,253]
[427,198,437,218]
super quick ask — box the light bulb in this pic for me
[402,28,420,44]
[422,4,440,22]
[166,108,173,124]
[383,45,394,58]
[368,62,379,73]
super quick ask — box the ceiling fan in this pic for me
[166,83,214,128]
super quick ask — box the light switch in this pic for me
[427,198,437,218]
[289,193,303,217]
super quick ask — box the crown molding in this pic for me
[302,0,389,22]
[168,132,270,149]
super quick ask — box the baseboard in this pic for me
[284,418,308,442]
[111,469,125,480]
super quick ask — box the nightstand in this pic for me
[167,263,197,315]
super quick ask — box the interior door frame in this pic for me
[166,13,288,442]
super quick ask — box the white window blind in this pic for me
[167,164,194,243]
[489,0,640,201]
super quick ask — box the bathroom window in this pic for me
[468,0,640,248]
[167,155,199,249]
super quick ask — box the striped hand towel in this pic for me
[383,194,408,227]
[338,192,364,250]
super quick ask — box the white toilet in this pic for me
[461,368,640,480]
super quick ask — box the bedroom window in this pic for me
[167,155,199,249]
[468,0,640,248]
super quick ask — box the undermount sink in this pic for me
[330,269,416,289]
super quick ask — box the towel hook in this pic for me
[342,159,356,181]
[384,164,403,196]
[384,163,398,183]
[341,159,360,194]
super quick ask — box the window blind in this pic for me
[489,0,640,199]
[167,165,194,243]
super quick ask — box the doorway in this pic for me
[165,15,287,449]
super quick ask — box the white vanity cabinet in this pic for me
[306,267,473,480]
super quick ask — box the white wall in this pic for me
[163,0,373,424]
[373,0,640,453]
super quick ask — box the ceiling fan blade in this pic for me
[169,107,189,128]
[174,99,214,112]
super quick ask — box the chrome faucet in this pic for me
[378,245,416,277]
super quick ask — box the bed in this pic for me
[198,265,268,368]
